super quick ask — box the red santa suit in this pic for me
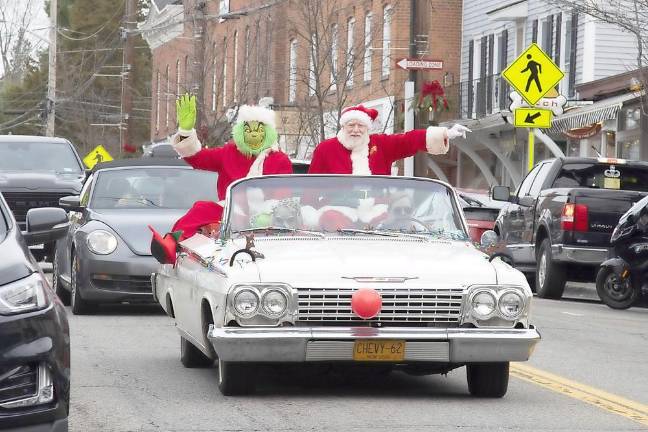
[308,105,450,175]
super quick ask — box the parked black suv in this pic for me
[0,135,85,262]
[0,192,70,431]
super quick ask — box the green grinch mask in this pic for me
[232,120,278,157]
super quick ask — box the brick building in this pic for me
[140,0,462,179]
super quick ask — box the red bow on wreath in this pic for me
[418,80,449,112]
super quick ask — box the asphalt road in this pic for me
[44,270,648,432]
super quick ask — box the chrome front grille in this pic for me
[296,287,464,326]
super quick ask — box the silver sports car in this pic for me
[52,158,218,314]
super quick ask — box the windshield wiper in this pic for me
[235,226,325,238]
[336,228,430,241]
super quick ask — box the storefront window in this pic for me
[619,138,640,160]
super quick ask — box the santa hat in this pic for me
[235,105,276,129]
[339,105,379,129]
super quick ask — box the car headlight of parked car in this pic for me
[227,284,293,325]
[0,273,50,315]
[464,285,529,326]
[86,229,118,255]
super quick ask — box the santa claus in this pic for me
[149,94,292,264]
[308,104,470,175]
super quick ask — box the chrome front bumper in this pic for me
[208,326,541,363]
[552,244,609,265]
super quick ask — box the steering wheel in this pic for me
[378,216,433,232]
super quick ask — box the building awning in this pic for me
[548,92,641,134]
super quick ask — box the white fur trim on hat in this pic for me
[236,105,276,129]
[171,129,202,158]
[357,198,388,224]
[300,205,321,229]
[339,110,373,128]
[246,144,280,177]
[425,126,449,155]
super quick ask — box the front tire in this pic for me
[71,252,95,315]
[180,336,213,368]
[535,238,566,299]
[53,250,70,306]
[596,267,636,309]
[466,362,509,398]
[217,359,254,396]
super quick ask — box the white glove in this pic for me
[447,124,471,140]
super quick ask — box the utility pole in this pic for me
[120,0,137,155]
[45,0,57,137]
[192,1,206,130]
[403,0,417,176]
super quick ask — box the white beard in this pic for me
[336,129,371,175]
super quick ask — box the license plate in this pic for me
[353,340,405,361]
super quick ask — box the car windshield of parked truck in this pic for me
[0,141,82,173]
[227,175,468,241]
[91,168,218,209]
[553,163,648,192]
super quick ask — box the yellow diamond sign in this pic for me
[514,108,553,129]
[83,145,113,169]
[502,43,564,105]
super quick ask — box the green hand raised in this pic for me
[176,93,197,132]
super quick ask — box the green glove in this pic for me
[176,93,197,133]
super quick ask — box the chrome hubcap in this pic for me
[538,253,547,287]
[218,359,223,384]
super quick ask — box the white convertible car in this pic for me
[152,175,540,396]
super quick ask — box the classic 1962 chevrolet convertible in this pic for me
[152,175,540,397]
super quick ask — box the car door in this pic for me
[60,173,94,282]
[503,164,542,264]
[517,162,553,264]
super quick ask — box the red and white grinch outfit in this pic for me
[308,104,453,175]
[172,105,292,201]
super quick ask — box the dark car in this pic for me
[53,158,218,314]
[457,189,506,243]
[142,142,178,158]
[0,193,70,431]
[0,135,85,262]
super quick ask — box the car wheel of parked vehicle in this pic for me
[217,359,254,396]
[52,250,70,305]
[466,362,509,398]
[71,252,95,315]
[595,267,636,310]
[535,238,566,299]
[180,336,213,368]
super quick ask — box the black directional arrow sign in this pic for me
[514,108,553,129]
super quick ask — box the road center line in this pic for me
[511,363,648,427]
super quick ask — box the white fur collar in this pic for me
[336,130,371,175]
[247,144,279,177]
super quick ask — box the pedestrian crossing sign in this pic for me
[502,43,564,106]
[83,145,113,169]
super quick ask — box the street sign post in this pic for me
[83,145,113,169]
[501,43,564,105]
[395,58,443,71]
[514,108,553,129]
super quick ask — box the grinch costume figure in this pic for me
[149,94,292,264]
[308,104,471,175]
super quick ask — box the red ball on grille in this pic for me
[351,288,382,319]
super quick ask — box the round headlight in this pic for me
[498,291,525,319]
[262,290,288,317]
[233,289,259,317]
[471,291,496,318]
[86,230,118,255]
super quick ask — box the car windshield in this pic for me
[552,163,648,192]
[0,141,82,173]
[226,175,468,241]
[91,167,218,209]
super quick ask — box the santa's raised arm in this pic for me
[308,104,470,175]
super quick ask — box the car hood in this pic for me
[0,171,84,192]
[0,228,37,286]
[245,237,497,287]
[90,209,188,255]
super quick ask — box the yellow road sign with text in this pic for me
[514,108,553,129]
[83,145,113,169]
[502,43,564,105]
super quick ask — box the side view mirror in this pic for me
[480,230,499,249]
[491,186,511,202]
[59,195,83,212]
[22,208,70,246]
